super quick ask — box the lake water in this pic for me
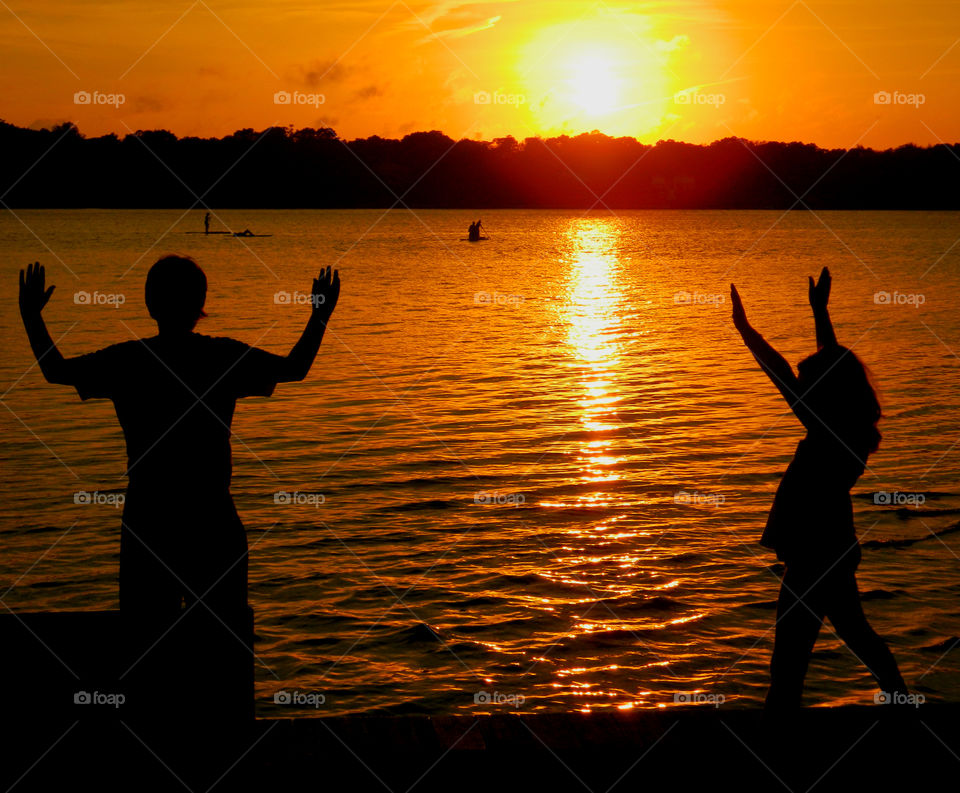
[2,208,960,716]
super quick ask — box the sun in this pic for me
[515,15,678,138]
[569,54,619,115]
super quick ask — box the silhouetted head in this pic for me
[797,346,881,457]
[145,255,207,333]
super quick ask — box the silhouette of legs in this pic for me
[120,495,248,622]
[766,563,906,710]
[119,491,252,727]
[825,572,907,697]
[766,568,823,710]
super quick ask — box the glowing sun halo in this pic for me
[569,54,619,115]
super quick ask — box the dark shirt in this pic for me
[70,334,283,494]
[762,432,865,569]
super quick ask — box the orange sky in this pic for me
[1,1,958,148]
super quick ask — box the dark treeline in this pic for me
[2,119,959,209]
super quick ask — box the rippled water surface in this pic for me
[2,209,960,716]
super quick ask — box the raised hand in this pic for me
[730,284,749,332]
[18,262,56,318]
[808,266,831,312]
[311,266,340,318]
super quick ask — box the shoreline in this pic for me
[7,706,957,790]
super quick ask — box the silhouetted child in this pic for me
[730,267,907,710]
[18,256,339,722]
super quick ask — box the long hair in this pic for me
[797,346,882,459]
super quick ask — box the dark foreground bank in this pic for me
[6,706,958,792]
[5,611,955,791]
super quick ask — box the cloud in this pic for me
[419,13,501,41]
[131,95,166,113]
[294,59,352,88]
[407,2,505,42]
[654,34,690,53]
[353,84,384,101]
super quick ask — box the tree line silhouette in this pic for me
[2,119,958,209]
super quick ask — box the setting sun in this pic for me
[569,54,619,116]
[516,15,676,138]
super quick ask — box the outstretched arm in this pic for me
[730,283,812,424]
[19,262,73,384]
[808,266,838,350]
[276,266,341,383]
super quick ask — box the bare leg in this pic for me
[766,567,825,711]
[826,571,907,698]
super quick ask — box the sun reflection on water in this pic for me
[562,218,626,503]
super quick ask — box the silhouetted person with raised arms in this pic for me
[730,267,907,711]
[18,256,340,724]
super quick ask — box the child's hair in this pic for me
[797,346,882,458]
[145,255,207,328]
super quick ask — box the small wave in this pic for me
[663,551,709,565]
[490,571,598,595]
[340,473,502,490]
[393,622,445,644]
[861,521,960,549]
[742,599,778,611]
[454,617,544,635]
[595,595,684,612]
[25,580,64,589]
[920,637,960,653]
[892,507,960,518]
[375,499,459,513]
[860,588,898,601]
[438,594,508,608]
